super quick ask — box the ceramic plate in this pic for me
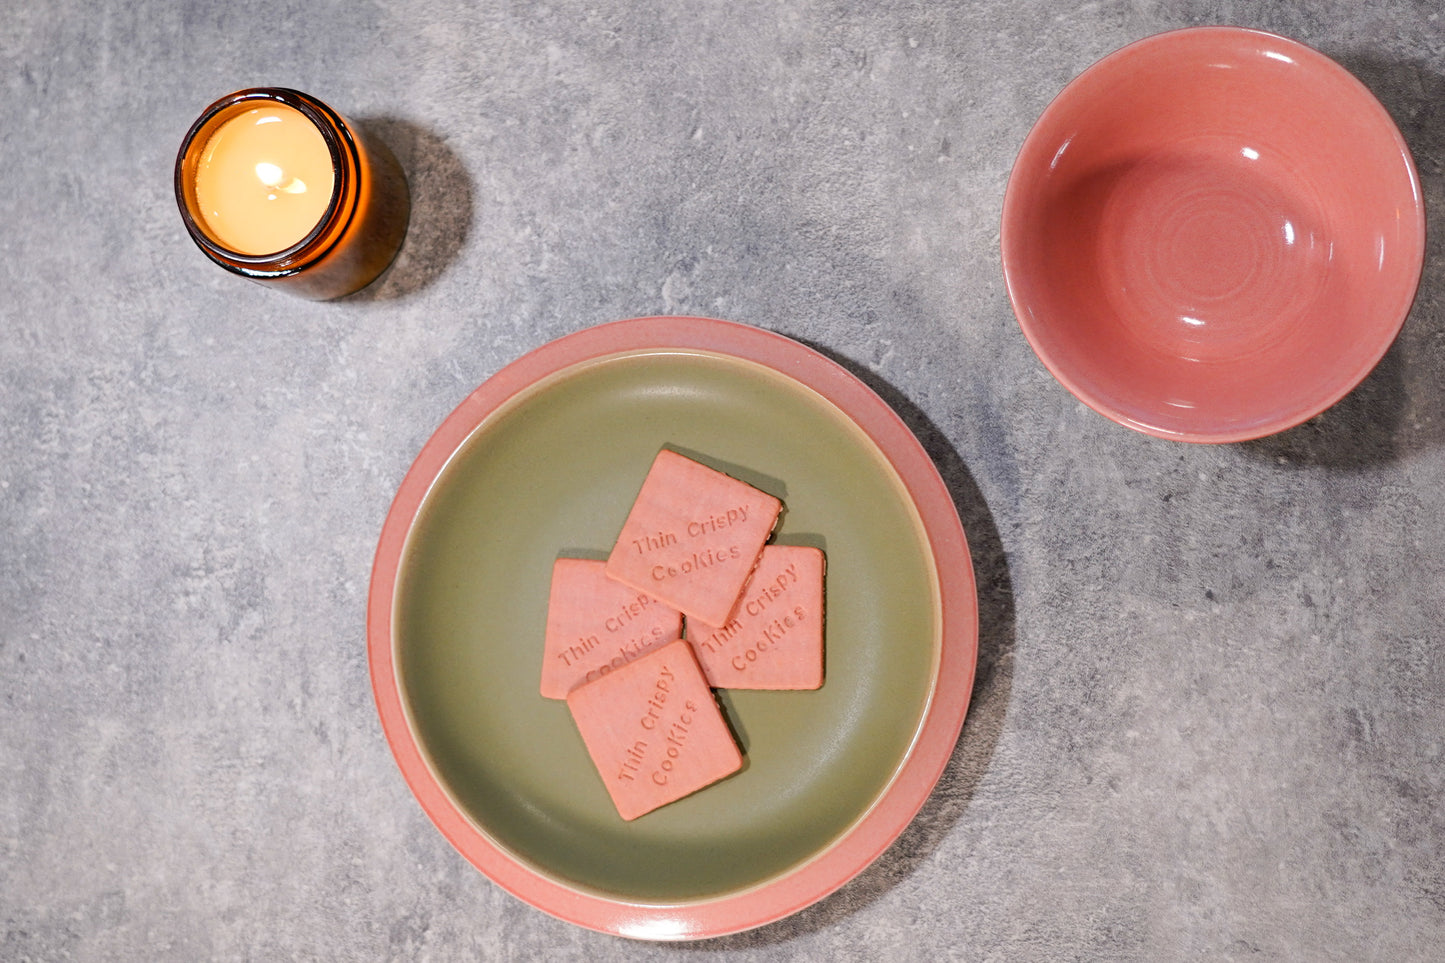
[367,316,978,939]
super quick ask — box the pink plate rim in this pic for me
[366,316,980,940]
[1000,26,1426,444]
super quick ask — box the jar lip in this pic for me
[174,87,360,274]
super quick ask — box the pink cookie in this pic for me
[688,545,826,690]
[539,558,684,699]
[604,449,782,626]
[566,639,743,821]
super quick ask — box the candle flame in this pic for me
[254,162,308,194]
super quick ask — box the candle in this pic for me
[175,88,409,300]
[193,104,335,256]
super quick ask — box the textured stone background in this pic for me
[3,0,1444,959]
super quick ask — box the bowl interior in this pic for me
[1003,28,1423,441]
[393,349,939,902]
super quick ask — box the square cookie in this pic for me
[688,545,826,690]
[566,638,743,821]
[604,449,782,626]
[540,558,684,699]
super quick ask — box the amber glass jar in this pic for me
[175,88,409,300]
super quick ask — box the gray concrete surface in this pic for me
[3,0,1443,959]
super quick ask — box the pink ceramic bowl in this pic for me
[1001,27,1424,442]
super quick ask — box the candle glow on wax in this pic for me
[193,105,335,256]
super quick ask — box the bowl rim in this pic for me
[1000,26,1426,444]
[366,316,980,939]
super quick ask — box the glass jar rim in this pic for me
[174,87,359,276]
